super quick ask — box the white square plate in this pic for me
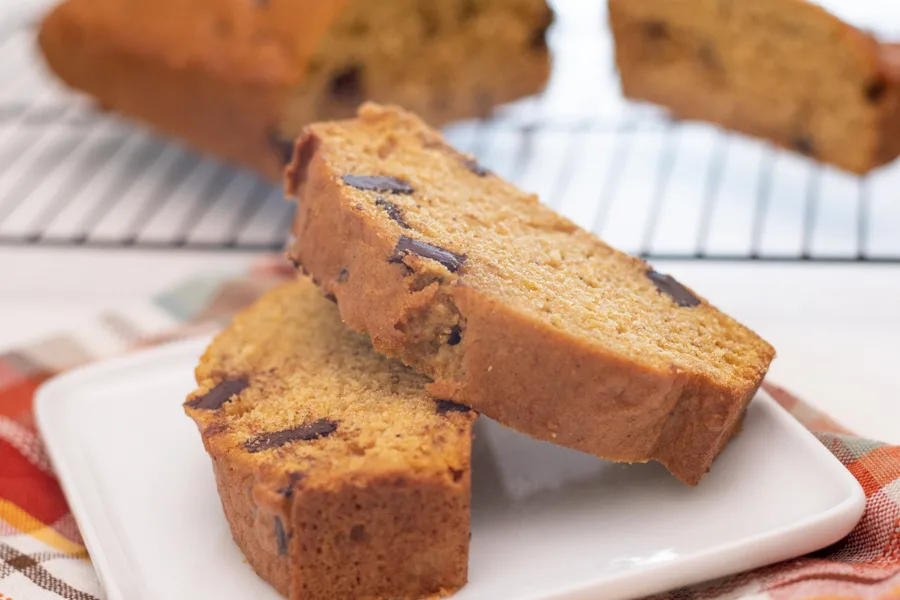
[36,337,864,600]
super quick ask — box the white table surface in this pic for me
[1,247,898,445]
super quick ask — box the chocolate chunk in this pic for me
[865,78,887,103]
[289,133,320,192]
[186,378,248,410]
[277,472,306,498]
[350,524,368,542]
[435,399,471,414]
[342,175,414,195]
[203,422,229,436]
[463,157,490,177]
[458,0,477,22]
[699,44,723,73]
[376,197,411,229]
[275,516,288,555]
[530,7,553,51]
[329,65,363,103]
[420,5,440,36]
[792,136,815,156]
[212,18,231,36]
[447,325,462,346]
[336,268,349,283]
[644,20,669,39]
[245,419,339,453]
[390,236,466,273]
[646,269,701,307]
[266,128,294,166]
[347,18,370,35]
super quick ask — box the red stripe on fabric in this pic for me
[0,374,50,422]
[0,440,70,531]
[848,447,900,496]
[858,447,900,489]
[849,460,890,498]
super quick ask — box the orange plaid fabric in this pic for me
[1,258,898,599]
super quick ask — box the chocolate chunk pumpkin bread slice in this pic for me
[285,103,775,485]
[184,278,474,600]
[609,0,900,175]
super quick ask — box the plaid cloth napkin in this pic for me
[1,258,899,600]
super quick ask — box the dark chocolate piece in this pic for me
[245,418,339,453]
[212,18,232,36]
[277,472,306,498]
[644,20,669,39]
[350,524,368,542]
[447,325,462,346]
[458,0,477,22]
[288,135,320,191]
[646,269,701,307]
[865,78,887,103]
[376,197,411,229]
[435,399,471,414]
[390,236,466,273]
[329,65,363,103]
[698,44,723,74]
[336,268,350,283]
[530,7,553,51]
[463,157,490,177]
[420,6,440,36]
[203,422,229,436]
[186,378,248,410]
[792,136,815,156]
[266,128,294,166]
[275,516,288,555]
[342,175,414,195]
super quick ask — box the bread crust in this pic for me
[609,0,900,175]
[184,280,474,599]
[202,442,471,600]
[38,0,551,182]
[39,6,285,180]
[286,104,774,485]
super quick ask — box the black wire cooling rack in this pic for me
[1,1,898,261]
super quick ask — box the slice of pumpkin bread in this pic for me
[184,277,474,600]
[285,103,774,485]
[609,0,900,175]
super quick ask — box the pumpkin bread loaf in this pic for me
[285,103,775,486]
[184,278,475,600]
[609,0,900,175]
[39,0,552,182]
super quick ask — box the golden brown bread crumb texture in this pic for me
[184,278,475,600]
[609,0,900,175]
[285,103,775,486]
[38,0,551,181]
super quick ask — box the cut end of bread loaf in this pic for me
[184,279,473,599]
[609,0,900,173]
[609,0,900,174]
[38,0,552,182]
[285,103,775,485]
